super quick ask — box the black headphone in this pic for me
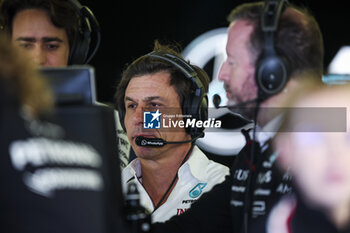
[255,0,289,100]
[67,0,101,65]
[119,51,208,139]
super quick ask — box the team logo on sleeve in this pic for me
[189,183,207,198]
[143,110,161,129]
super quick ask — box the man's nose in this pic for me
[218,61,229,82]
[133,106,144,125]
[32,47,47,66]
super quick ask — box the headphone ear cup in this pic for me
[184,94,208,138]
[256,55,288,98]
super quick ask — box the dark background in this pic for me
[80,0,349,103]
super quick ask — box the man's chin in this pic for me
[132,144,155,158]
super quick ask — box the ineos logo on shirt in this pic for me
[233,169,249,181]
[257,171,272,184]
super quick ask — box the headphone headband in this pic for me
[67,0,101,65]
[147,52,196,78]
[146,51,205,98]
[262,0,284,32]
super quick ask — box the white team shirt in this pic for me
[122,145,230,223]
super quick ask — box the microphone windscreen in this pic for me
[135,136,166,147]
[135,136,144,146]
[213,94,222,109]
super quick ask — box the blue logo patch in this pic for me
[143,110,161,129]
[189,183,207,198]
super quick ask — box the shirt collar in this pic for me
[123,145,209,183]
[250,113,284,147]
[178,145,209,182]
[123,158,142,181]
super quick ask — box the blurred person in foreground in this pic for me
[267,80,350,233]
[0,35,115,233]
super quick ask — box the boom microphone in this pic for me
[212,94,259,109]
[135,135,202,147]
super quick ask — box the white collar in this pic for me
[178,146,209,183]
[124,145,209,183]
[250,114,284,149]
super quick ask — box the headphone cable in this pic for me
[242,101,260,233]
[86,30,101,64]
[152,143,194,213]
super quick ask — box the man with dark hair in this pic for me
[0,0,131,168]
[0,0,83,66]
[115,41,229,223]
[152,1,324,232]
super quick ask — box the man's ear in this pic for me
[274,133,294,171]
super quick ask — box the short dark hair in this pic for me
[115,41,210,116]
[0,0,80,50]
[227,1,324,78]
